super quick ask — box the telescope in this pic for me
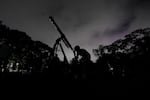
[49,16,75,63]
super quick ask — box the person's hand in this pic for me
[74,56,78,60]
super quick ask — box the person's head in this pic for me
[74,45,80,51]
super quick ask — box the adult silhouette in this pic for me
[74,45,91,63]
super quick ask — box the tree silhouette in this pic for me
[94,28,150,80]
[0,21,53,73]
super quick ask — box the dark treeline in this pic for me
[0,21,150,96]
[93,28,150,80]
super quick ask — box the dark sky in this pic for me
[0,0,150,61]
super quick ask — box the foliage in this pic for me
[0,21,53,72]
[94,28,150,79]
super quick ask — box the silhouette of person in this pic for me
[74,45,91,63]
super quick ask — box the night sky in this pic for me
[0,0,150,61]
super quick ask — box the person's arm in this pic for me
[74,51,79,60]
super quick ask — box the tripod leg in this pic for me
[59,43,68,64]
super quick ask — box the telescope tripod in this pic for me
[53,37,69,64]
